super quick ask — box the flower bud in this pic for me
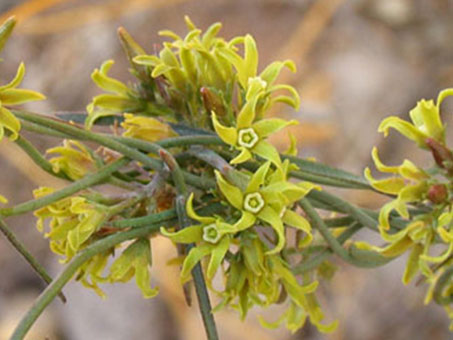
[201,87,225,116]
[425,138,453,171]
[427,184,448,204]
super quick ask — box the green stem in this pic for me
[161,149,219,340]
[0,158,129,217]
[307,190,378,231]
[0,218,66,303]
[299,198,390,268]
[9,219,173,340]
[293,223,362,274]
[14,135,70,180]
[21,120,69,139]
[14,110,215,190]
[283,154,372,190]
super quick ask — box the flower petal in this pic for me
[253,118,298,138]
[215,171,243,210]
[252,140,282,167]
[160,225,203,244]
[234,211,256,231]
[180,244,212,283]
[246,161,271,192]
[283,209,311,235]
[207,236,230,280]
[230,147,252,164]
[211,112,237,146]
[185,193,215,224]
[257,206,285,255]
[378,116,427,148]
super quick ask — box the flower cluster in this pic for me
[363,88,453,326]
[46,140,97,180]
[33,187,109,260]
[0,18,45,141]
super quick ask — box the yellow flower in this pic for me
[108,238,159,298]
[364,147,429,230]
[379,88,453,148]
[0,62,45,141]
[33,188,108,261]
[121,113,176,142]
[46,140,96,180]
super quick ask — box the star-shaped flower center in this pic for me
[238,128,259,149]
[243,192,265,214]
[202,224,222,244]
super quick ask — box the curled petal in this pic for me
[259,60,296,86]
[234,211,256,231]
[206,236,230,280]
[180,244,212,283]
[160,225,203,244]
[211,112,237,146]
[258,206,285,255]
[0,107,21,140]
[252,140,282,167]
[283,209,311,235]
[402,243,423,285]
[253,118,298,139]
[215,171,243,210]
[246,161,271,192]
[230,147,252,164]
[185,193,216,224]
[364,168,405,195]
[0,62,25,91]
[91,60,129,95]
[378,116,427,148]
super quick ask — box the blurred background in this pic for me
[1,0,453,339]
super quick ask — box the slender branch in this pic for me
[0,158,129,217]
[307,190,378,231]
[293,223,362,274]
[14,135,70,180]
[160,148,219,340]
[9,218,173,340]
[299,198,391,268]
[14,110,215,190]
[0,218,66,303]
